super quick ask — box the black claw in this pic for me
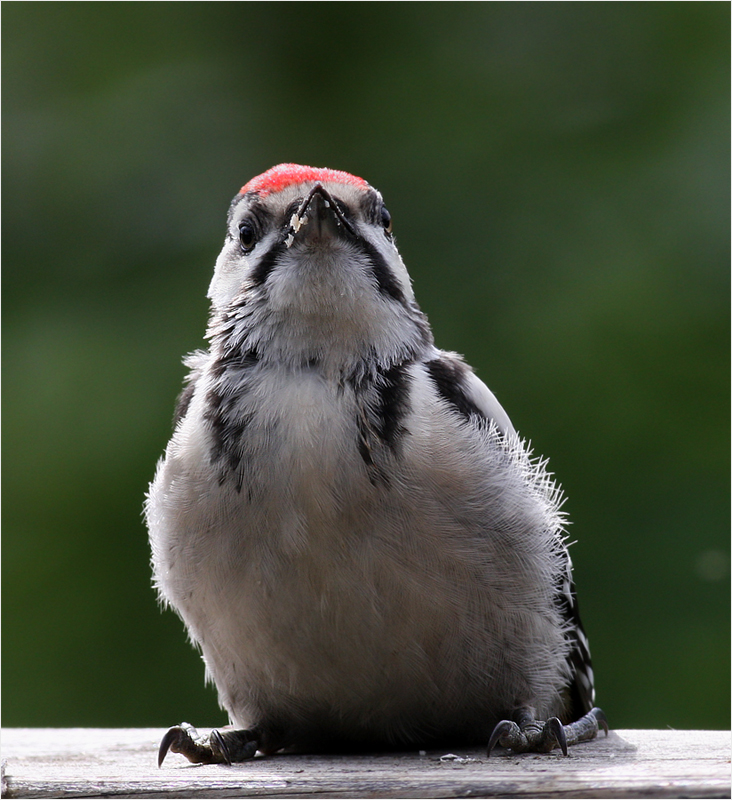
[210,729,232,766]
[592,707,609,736]
[158,725,214,767]
[487,706,608,757]
[487,720,516,756]
[158,726,183,768]
[157,723,227,766]
[545,717,568,756]
[157,723,261,766]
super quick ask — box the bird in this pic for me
[146,163,607,765]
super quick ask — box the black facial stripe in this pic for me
[249,241,284,287]
[426,358,485,422]
[358,189,381,223]
[284,199,300,220]
[229,193,274,225]
[226,192,247,226]
[355,237,406,304]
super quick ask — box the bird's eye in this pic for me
[238,221,258,252]
[381,206,393,234]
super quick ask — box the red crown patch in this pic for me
[240,164,368,196]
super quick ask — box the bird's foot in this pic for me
[487,706,608,756]
[158,722,259,766]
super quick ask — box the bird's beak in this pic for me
[284,184,355,248]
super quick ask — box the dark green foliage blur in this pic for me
[3,2,729,731]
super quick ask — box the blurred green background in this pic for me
[4,2,729,731]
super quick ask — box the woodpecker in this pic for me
[147,164,607,765]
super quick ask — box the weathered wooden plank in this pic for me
[1,728,729,799]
